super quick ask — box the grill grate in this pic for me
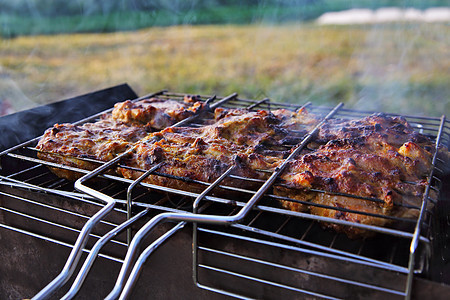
[0,90,448,299]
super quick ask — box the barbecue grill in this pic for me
[0,84,449,299]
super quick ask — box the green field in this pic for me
[0,23,449,117]
[2,1,448,38]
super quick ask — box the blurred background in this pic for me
[0,0,448,117]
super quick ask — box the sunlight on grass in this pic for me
[0,23,448,116]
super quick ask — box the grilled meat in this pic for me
[111,95,204,130]
[36,117,148,180]
[36,96,446,238]
[119,108,315,193]
[275,115,438,238]
[36,96,205,180]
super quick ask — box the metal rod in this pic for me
[192,166,236,290]
[126,162,164,245]
[118,222,186,300]
[31,201,116,300]
[0,223,123,263]
[199,246,405,296]
[106,103,344,300]
[32,151,130,300]
[198,264,342,300]
[0,205,126,247]
[228,223,408,273]
[271,193,419,222]
[167,92,236,129]
[0,90,166,158]
[62,209,150,300]
[250,203,430,242]
[247,98,269,110]
[295,101,312,111]
[405,115,447,299]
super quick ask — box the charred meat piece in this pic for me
[118,109,309,193]
[111,96,204,130]
[36,97,446,239]
[275,114,438,238]
[36,117,148,180]
[317,114,431,148]
[36,95,206,180]
[211,107,319,152]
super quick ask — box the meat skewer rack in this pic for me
[0,85,449,299]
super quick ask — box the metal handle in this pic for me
[32,151,128,300]
[102,103,344,299]
[61,209,150,300]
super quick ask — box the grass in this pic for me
[0,22,448,117]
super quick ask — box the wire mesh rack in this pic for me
[0,90,448,299]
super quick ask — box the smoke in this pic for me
[0,72,36,115]
[312,7,450,116]
[0,2,448,119]
[349,14,448,116]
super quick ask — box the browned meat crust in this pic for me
[36,98,446,238]
[36,117,148,180]
[36,96,205,180]
[118,109,313,193]
[111,96,204,130]
[275,114,438,238]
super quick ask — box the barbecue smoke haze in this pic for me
[0,2,448,118]
[313,7,449,115]
[344,9,450,115]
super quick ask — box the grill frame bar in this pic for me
[0,89,448,299]
[29,91,237,300]
[405,115,447,298]
[78,102,344,299]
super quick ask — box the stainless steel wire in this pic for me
[30,91,230,299]
[1,90,447,300]
[405,115,447,299]
[95,103,344,299]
